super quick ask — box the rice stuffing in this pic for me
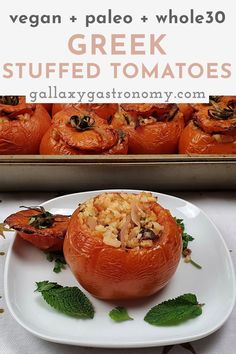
[78,192,164,249]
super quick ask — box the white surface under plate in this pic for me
[4,190,236,348]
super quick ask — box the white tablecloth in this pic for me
[0,191,235,354]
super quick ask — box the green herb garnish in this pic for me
[175,218,194,249]
[208,101,236,120]
[19,206,57,229]
[35,281,94,319]
[45,252,67,273]
[144,293,203,326]
[70,115,95,131]
[175,218,202,269]
[209,95,221,103]
[109,306,133,322]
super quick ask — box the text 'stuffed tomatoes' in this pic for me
[40,107,128,155]
[112,104,185,154]
[0,96,51,154]
[52,103,118,122]
[64,192,182,300]
[5,207,70,251]
[179,96,236,154]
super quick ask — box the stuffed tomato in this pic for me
[112,104,185,154]
[0,96,51,154]
[179,96,236,154]
[64,192,182,300]
[40,107,128,155]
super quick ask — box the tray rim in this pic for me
[1,154,236,165]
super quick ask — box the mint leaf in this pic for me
[35,281,94,319]
[109,306,133,322]
[45,252,67,273]
[35,281,61,292]
[144,293,203,326]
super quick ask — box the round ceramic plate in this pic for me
[4,190,236,348]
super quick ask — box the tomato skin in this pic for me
[116,113,184,154]
[125,117,184,154]
[5,209,69,251]
[179,121,236,154]
[42,103,52,115]
[64,203,182,300]
[0,103,51,155]
[17,231,64,251]
[178,104,194,124]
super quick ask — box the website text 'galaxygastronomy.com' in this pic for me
[28,87,206,103]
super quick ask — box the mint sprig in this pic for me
[175,218,202,269]
[109,306,133,322]
[35,281,94,319]
[144,293,203,326]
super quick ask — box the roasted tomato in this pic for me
[64,192,182,300]
[52,103,118,122]
[0,96,51,154]
[40,107,128,155]
[5,207,69,251]
[179,97,236,154]
[112,104,184,154]
[178,104,194,124]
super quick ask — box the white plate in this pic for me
[4,190,236,348]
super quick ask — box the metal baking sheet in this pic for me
[0,155,236,192]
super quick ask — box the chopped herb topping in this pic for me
[175,218,202,269]
[20,206,56,229]
[45,252,67,273]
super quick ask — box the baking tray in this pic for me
[0,155,236,192]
